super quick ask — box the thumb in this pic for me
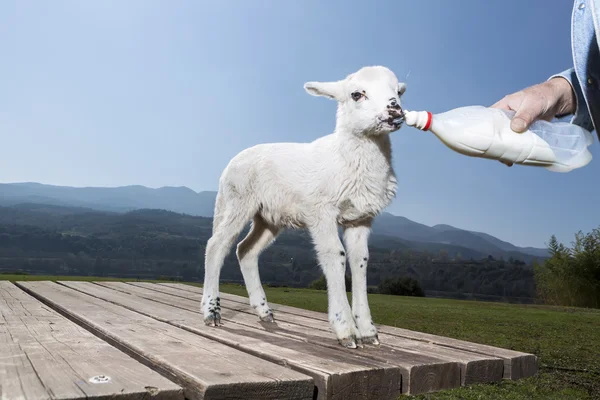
[511,104,538,133]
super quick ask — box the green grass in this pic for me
[217,284,600,400]
[3,275,599,399]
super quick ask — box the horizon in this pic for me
[0,180,551,250]
[1,0,596,249]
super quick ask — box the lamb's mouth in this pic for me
[383,108,405,129]
[385,114,405,129]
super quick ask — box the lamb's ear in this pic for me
[304,80,344,101]
[397,82,407,96]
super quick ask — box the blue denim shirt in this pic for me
[551,0,600,139]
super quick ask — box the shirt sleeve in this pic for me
[549,68,596,132]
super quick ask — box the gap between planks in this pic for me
[53,281,405,399]
[16,281,315,400]
[112,281,504,387]
[0,280,183,400]
[62,280,466,397]
[155,281,538,381]
[93,281,498,393]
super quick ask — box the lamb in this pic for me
[201,65,406,349]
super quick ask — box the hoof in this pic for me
[260,310,274,322]
[361,335,380,346]
[339,336,357,349]
[203,311,221,327]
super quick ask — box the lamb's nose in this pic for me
[387,102,403,118]
[388,99,401,109]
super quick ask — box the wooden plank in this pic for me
[157,282,202,295]
[157,282,537,380]
[58,281,405,399]
[63,282,412,398]
[0,281,183,400]
[68,281,458,397]
[123,282,503,386]
[94,282,464,395]
[148,282,204,301]
[16,281,314,400]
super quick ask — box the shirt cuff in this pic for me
[549,68,595,131]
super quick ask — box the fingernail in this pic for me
[511,118,527,133]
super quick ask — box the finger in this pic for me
[491,97,512,110]
[491,91,524,111]
[511,99,542,133]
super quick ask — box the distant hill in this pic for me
[372,213,549,259]
[0,203,488,260]
[0,182,548,260]
[0,182,216,217]
[433,224,549,258]
[0,204,537,300]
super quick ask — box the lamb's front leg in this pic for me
[343,223,379,345]
[309,221,358,349]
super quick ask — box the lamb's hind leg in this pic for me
[309,218,358,349]
[344,221,379,345]
[236,215,279,322]
[202,202,252,326]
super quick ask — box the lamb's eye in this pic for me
[351,91,363,101]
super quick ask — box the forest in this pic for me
[0,203,539,302]
[534,230,600,308]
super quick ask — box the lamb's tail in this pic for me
[211,154,261,234]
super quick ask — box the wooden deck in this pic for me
[1,281,538,399]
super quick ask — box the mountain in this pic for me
[0,182,548,260]
[374,213,548,259]
[432,223,549,258]
[0,204,537,300]
[0,182,216,217]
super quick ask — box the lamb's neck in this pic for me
[333,132,393,168]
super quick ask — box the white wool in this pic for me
[202,65,406,348]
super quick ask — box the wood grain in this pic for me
[63,281,410,399]
[63,281,463,398]
[156,282,538,380]
[94,281,465,395]
[0,281,183,400]
[16,281,314,400]
[122,282,503,386]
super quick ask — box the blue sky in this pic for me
[0,0,596,248]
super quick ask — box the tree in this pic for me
[534,229,600,308]
[378,277,425,297]
[439,250,449,262]
[309,273,352,292]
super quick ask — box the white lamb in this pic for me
[201,65,406,349]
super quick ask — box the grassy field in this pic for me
[3,275,599,399]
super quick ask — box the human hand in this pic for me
[491,77,576,167]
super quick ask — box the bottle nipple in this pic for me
[404,110,433,131]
